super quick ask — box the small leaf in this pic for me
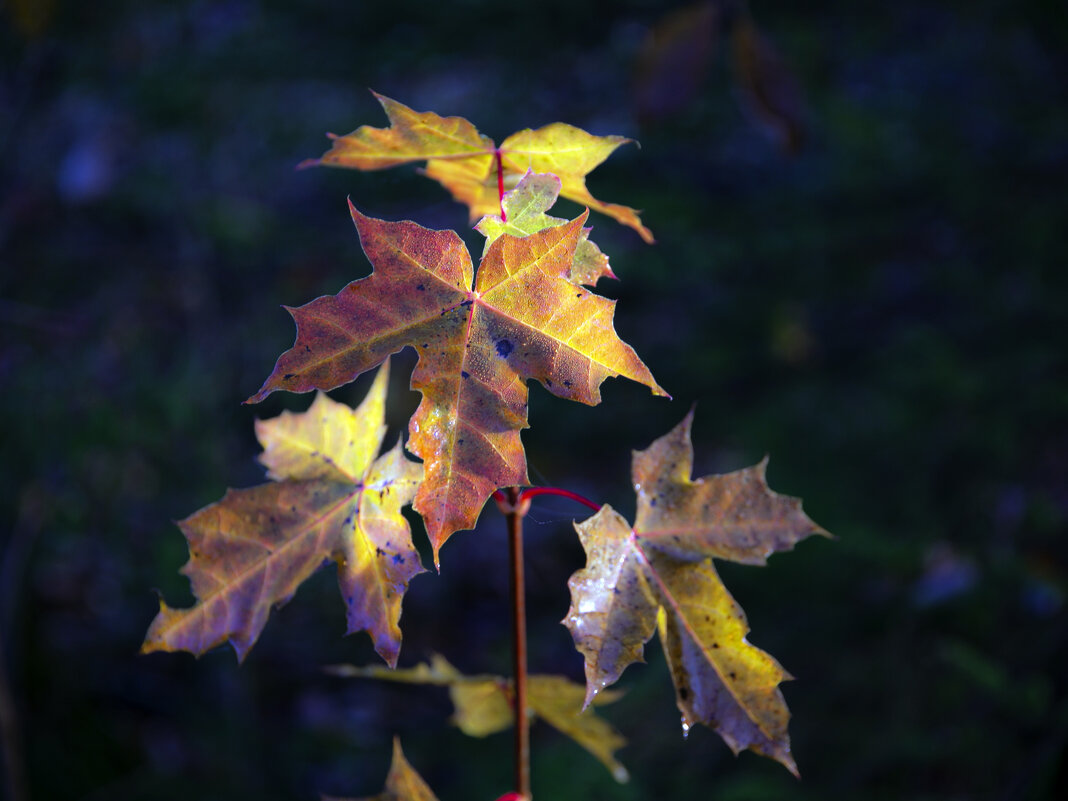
[143,362,425,665]
[324,738,439,801]
[564,410,829,774]
[528,675,629,782]
[305,91,493,170]
[498,125,653,243]
[475,171,614,286]
[331,656,629,782]
[304,91,653,241]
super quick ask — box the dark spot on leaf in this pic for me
[496,339,514,358]
[650,498,657,507]
[392,554,404,564]
[729,672,736,680]
[679,687,689,700]
[284,373,295,380]
[376,547,385,556]
[712,642,719,648]
[416,284,425,291]
[545,379,553,387]
[458,438,464,445]
[461,370,470,379]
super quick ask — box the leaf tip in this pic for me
[781,753,801,780]
[244,384,271,405]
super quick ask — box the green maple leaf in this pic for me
[475,171,615,286]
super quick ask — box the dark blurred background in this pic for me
[2,1,1066,799]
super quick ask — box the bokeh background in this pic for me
[2,1,1066,799]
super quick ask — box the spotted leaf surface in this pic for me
[143,364,424,665]
[248,205,665,563]
[564,410,828,774]
[303,91,653,241]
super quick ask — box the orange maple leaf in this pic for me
[248,204,666,564]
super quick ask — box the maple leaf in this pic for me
[325,738,438,801]
[563,410,829,775]
[143,363,424,665]
[247,204,666,563]
[302,91,654,243]
[331,654,629,782]
[475,171,614,287]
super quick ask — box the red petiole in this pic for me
[492,486,601,514]
[495,148,507,222]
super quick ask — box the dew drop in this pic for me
[681,719,690,739]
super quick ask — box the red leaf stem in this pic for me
[520,486,601,513]
[495,148,507,221]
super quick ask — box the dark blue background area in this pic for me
[2,1,1066,799]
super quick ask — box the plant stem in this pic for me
[495,148,507,221]
[490,483,602,800]
[504,486,529,799]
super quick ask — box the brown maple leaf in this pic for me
[301,91,654,243]
[143,363,424,665]
[247,204,666,564]
[564,410,829,775]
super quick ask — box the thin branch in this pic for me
[504,486,530,799]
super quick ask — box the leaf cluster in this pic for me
[144,93,827,799]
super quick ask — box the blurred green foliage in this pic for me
[2,1,1066,799]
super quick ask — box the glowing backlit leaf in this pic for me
[330,655,628,782]
[498,124,652,243]
[564,410,828,774]
[303,91,653,242]
[247,205,666,563]
[475,171,614,286]
[143,364,424,665]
